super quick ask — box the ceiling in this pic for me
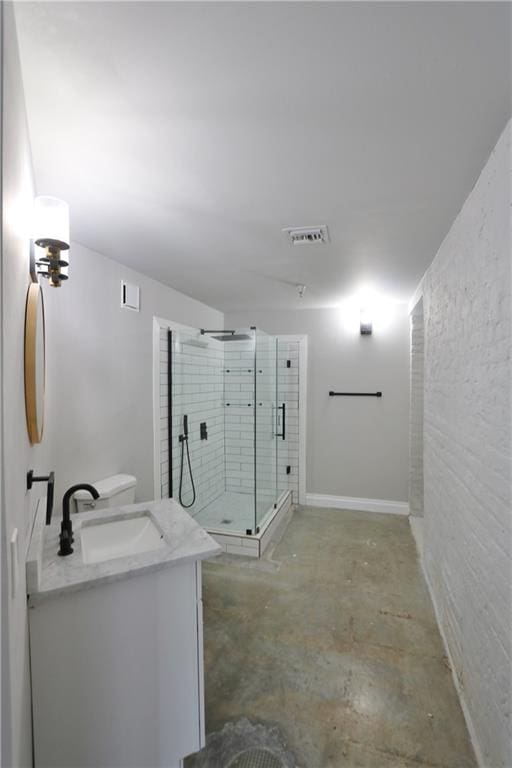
[14,2,511,311]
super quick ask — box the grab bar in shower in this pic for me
[329,391,382,397]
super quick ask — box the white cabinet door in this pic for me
[30,562,203,767]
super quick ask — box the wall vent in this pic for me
[121,280,140,311]
[283,224,329,246]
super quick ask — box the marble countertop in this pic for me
[26,498,221,604]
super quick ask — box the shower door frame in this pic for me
[152,317,259,515]
[152,316,202,501]
[253,327,279,533]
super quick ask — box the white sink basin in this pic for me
[81,513,166,564]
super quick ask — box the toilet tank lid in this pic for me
[74,474,137,500]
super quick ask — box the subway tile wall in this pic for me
[224,341,256,495]
[159,328,170,496]
[159,328,225,512]
[254,334,280,508]
[223,337,301,508]
[159,329,301,517]
[277,339,300,504]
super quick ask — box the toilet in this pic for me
[73,474,137,513]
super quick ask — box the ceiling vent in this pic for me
[283,224,329,246]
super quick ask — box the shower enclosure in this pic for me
[168,326,288,535]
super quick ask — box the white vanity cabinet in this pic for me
[30,560,205,768]
[27,499,219,768]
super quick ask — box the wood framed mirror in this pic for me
[24,282,46,444]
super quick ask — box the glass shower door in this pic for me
[254,329,278,530]
[170,327,226,516]
[169,327,206,513]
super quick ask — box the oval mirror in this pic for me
[24,282,46,444]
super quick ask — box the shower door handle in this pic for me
[275,403,286,440]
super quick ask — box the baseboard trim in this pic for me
[305,493,409,516]
[410,519,485,768]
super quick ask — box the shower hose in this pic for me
[179,435,196,508]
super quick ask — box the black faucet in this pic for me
[58,484,100,557]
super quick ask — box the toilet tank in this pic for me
[74,474,137,514]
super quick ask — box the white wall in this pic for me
[0,8,223,764]
[1,5,42,764]
[226,306,410,503]
[43,242,222,507]
[417,121,511,767]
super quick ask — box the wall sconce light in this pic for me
[360,307,372,335]
[33,196,70,287]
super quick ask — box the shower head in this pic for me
[212,334,252,342]
[200,329,253,342]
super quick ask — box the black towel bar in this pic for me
[329,391,382,397]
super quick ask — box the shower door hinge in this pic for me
[287,360,291,368]
[286,465,291,475]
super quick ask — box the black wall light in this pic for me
[360,307,372,335]
[33,196,70,287]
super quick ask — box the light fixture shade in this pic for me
[33,196,70,251]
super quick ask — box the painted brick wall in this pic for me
[420,121,511,767]
[409,305,424,516]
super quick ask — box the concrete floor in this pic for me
[189,507,476,768]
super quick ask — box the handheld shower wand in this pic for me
[178,415,196,508]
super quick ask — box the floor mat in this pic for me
[226,747,285,768]
[185,718,296,768]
